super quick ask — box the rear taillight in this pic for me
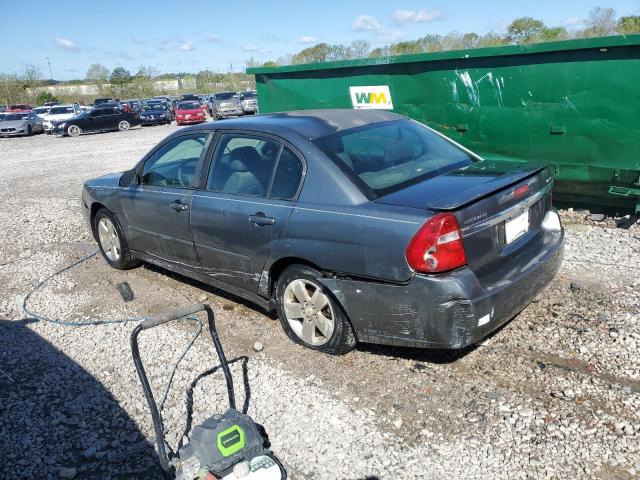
[406,213,467,273]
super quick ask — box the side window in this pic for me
[141,133,209,188]
[270,147,303,200]
[207,134,280,197]
[104,108,119,116]
[88,110,102,118]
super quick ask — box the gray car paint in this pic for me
[0,113,44,136]
[81,110,564,349]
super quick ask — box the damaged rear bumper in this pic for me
[322,228,564,349]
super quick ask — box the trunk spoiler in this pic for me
[425,166,547,211]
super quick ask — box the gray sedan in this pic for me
[0,112,44,137]
[81,110,563,354]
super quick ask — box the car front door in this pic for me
[191,133,304,291]
[120,131,212,266]
[84,109,103,131]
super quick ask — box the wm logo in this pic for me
[350,86,393,110]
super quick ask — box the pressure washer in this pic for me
[130,303,286,480]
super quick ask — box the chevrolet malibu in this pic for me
[81,110,563,354]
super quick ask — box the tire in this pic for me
[94,208,140,270]
[118,120,130,131]
[67,124,81,137]
[275,264,356,355]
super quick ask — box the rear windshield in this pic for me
[214,92,236,100]
[313,119,475,199]
[178,101,200,110]
[49,106,75,115]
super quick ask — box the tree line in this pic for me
[255,7,640,66]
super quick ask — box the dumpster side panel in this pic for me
[253,37,640,211]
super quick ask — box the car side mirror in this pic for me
[119,169,140,187]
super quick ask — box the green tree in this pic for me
[506,17,546,44]
[22,65,42,103]
[35,91,59,105]
[292,43,332,64]
[617,15,640,34]
[539,26,568,42]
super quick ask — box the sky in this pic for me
[1,0,638,80]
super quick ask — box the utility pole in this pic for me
[46,57,53,80]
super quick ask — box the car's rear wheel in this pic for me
[67,124,81,137]
[275,265,356,355]
[118,120,130,131]
[94,209,140,270]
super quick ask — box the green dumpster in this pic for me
[248,35,640,213]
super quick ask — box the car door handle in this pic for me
[169,201,189,212]
[249,212,275,226]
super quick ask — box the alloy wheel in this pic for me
[118,120,130,131]
[68,125,81,137]
[97,217,121,262]
[283,279,335,346]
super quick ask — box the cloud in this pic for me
[204,33,221,42]
[53,37,79,53]
[352,15,381,32]
[299,35,318,44]
[179,40,195,51]
[391,9,442,25]
[133,37,145,44]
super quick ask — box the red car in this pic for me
[8,104,33,112]
[175,101,206,126]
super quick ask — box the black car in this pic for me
[54,106,141,137]
[81,110,563,354]
[139,103,171,125]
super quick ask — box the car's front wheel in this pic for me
[94,209,140,270]
[275,265,356,355]
[118,120,130,131]
[67,124,81,137]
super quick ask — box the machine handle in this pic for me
[140,303,205,329]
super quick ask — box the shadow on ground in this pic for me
[0,319,161,479]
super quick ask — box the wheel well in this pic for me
[89,203,106,240]
[267,257,322,297]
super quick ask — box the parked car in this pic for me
[210,92,243,119]
[43,101,60,107]
[53,106,140,137]
[139,102,171,125]
[180,93,199,102]
[81,110,564,354]
[0,111,44,136]
[8,104,33,112]
[32,106,51,119]
[42,104,82,134]
[239,91,258,114]
[174,101,206,125]
[0,105,6,113]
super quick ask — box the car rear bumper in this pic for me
[321,217,564,349]
[176,118,205,125]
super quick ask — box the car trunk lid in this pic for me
[374,159,554,279]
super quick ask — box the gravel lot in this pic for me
[1,126,639,480]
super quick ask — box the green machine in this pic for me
[248,35,640,213]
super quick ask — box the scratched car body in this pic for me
[81,109,564,354]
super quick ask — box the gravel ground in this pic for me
[0,126,639,480]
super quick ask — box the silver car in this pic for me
[210,92,243,119]
[0,112,44,137]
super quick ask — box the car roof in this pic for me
[186,109,405,140]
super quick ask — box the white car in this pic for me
[32,106,51,119]
[43,104,82,134]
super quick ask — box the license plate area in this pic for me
[504,210,529,244]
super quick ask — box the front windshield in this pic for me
[178,101,200,110]
[4,114,29,121]
[214,92,236,100]
[313,119,475,198]
[144,104,163,110]
[34,108,49,114]
[241,92,256,99]
[49,107,75,115]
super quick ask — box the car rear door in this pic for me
[120,131,212,266]
[190,133,304,291]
